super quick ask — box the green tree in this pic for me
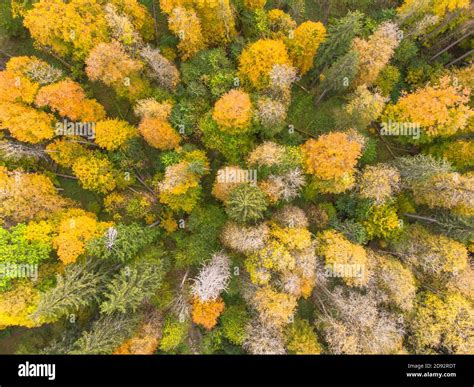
[313,11,363,75]
[32,259,103,321]
[100,260,165,314]
[315,49,359,104]
[87,224,159,262]
[70,313,139,354]
[225,184,268,224]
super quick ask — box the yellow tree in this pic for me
[286,21,326,75]
[345,85,386,129]
[86,41,142,86]
[0,167,71,224]
[94,119,137,151]
[159,0,194,15]
[72,154,118,194]
[0,282,43,329]
[411,171,474,216]
[0,69,39,104]
[398,0,470,20]
[410,291,474,354]
[383,76,472,141]
[285,318,322,354]
[428,139,474,170]
[0,102,55,144]
[191,297,225,330]
[243,211,316,300]
[23,0,109,61]
[392,224,469,280]
[35,79,106,122]
[157,150,209,213]
[52,208,111,264]
[317,230,369,287]
[85,41,150,101]
[46,139,89,168]
[243,0,267,10]
[253,286,298,328]
[301,131,363,194]
[138,118,181,150]
[212,89,253,134]
[357,164,401,204]
[267,10,297,39]
[134,99,173,120]
[238,39,292,90]
[107,0,156,41]
[193,0,236,46]
[5,56,63,86]
[168,7,207,60]
[352,22,400,87]
[368,250,416,312]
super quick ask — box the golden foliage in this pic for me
[428,139,474,170]
[0,282,42,329]
[138,118,181,150]
[108,0,156,41]
[411,291,474,354]
[46,139,88,168]
[243,0,267,10]
[238,39,291,89]
[302,132,362,181]
[35,79,106,122]
[168,7,207,60]
[247,141,286,167]
[72,154,117,194]
[53,209,111,265]
[317,230,369,287]
[5,56,63,85]
[411,171,474,215]
[369,250,417,311]
[0,102,55,144]
[357,164,401,204]
[383,76,472,139]
[158,150,209,213]
[394,224,469,279]
[134,99,173,120]
[0,70,39,104]
[159,0,194,15]
[285,318,322,354]
[193,0,236,45]
[352,22,400,87]
[24,0,109,60]
[86,41,143,87]
[94,119,137,151]
[286,21,326,75]
[0,167,70,224]
[192,297,225,330]
[267,10,297,39]
[212,89,253,133]
[253,286,297,328]
[398,0,470,18]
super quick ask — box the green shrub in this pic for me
[159,317,189,352]
[220,305,249,346]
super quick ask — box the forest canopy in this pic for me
[0,0,472,355]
